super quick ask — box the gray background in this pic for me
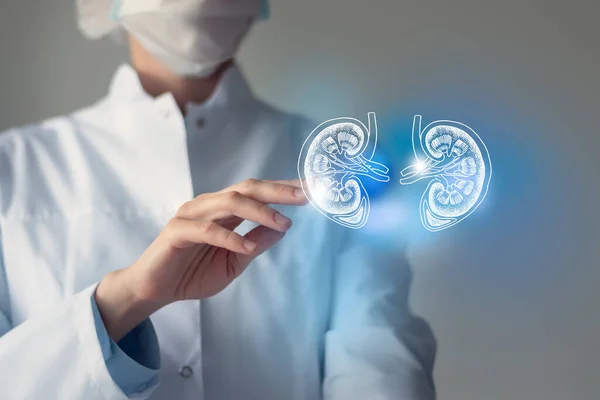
[1,1,598,399]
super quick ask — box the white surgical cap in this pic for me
[76,0,270,40]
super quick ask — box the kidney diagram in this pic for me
[297,112,390,229]
[399,115,492,232]
[298,113,492,231]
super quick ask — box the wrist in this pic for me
[94,268,165,342]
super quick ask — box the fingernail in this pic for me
[294,188,305,198]
[274,213,291,225]
[243,239,257,251]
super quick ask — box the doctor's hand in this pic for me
[95,178,307,341]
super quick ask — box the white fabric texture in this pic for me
[119,14,254,77]
[0,284,153,399]
[76,0,119,39]
[77,0,264,39]
[0,64,435,399]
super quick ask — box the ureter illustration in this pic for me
[400,115,492,232]
[298,112,391,229]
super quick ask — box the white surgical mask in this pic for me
[110,0,266,77]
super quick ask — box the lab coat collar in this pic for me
[107,63,255,111]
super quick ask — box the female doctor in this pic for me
[0,1,436,399]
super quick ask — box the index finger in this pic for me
[270,178,304,188]
[224,178,308,205]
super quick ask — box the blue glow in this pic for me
[359,146,393,202]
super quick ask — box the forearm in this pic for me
[95,268,164,342]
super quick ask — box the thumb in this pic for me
[235,225,286,268]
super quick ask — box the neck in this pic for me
[128,35,231,114]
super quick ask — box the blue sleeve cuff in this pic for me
[91,291,161,396]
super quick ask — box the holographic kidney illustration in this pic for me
[400,115,492,231]
[298,112,390,229]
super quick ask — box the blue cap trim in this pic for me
[110,0,122,22]
[260,0,270,20]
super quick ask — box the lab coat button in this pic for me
[179,365,194,378]
[136,383,148,392]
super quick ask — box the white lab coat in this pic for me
[0,64,436,399]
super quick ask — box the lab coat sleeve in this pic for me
[91,295,160,396]
[323,230,437,400]
[0,227,160,400]
[0,234,10,339]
